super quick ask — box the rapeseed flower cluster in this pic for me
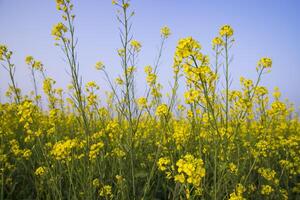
[174,154,205,187]
[51,22,67,40]
[130,40,142,52]
[160,26,171,38]
[35,166,47,176]
[155,104,168,116]
[219,24,234,37]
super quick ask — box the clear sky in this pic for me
[0,0,299,105]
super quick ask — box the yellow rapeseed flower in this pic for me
[130,40,142,52]
[92,178,100,188]
[99,185,113,197]
[160,26,171,38]
[95,61,104,70]
[155,104,168,116]
[0,45,8,60]
[35,166,46,176]
[51,22,67,40]
[257,57,272,70]
[137,97,147,108]
[212,36,224,49]
[157,157,170,171]
[175,154,205,187]
[229,162,238,174]
[261,185,274,195]
[219,24,234,37]
[25,56,34,65]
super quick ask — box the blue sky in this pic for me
[0,0,299,105]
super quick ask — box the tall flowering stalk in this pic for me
[0,45,21,104]
[219,24,234,131]
[113,0,141,197]
[51,0,89,135]
[25,56,43,108]
[141,26,171,198]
